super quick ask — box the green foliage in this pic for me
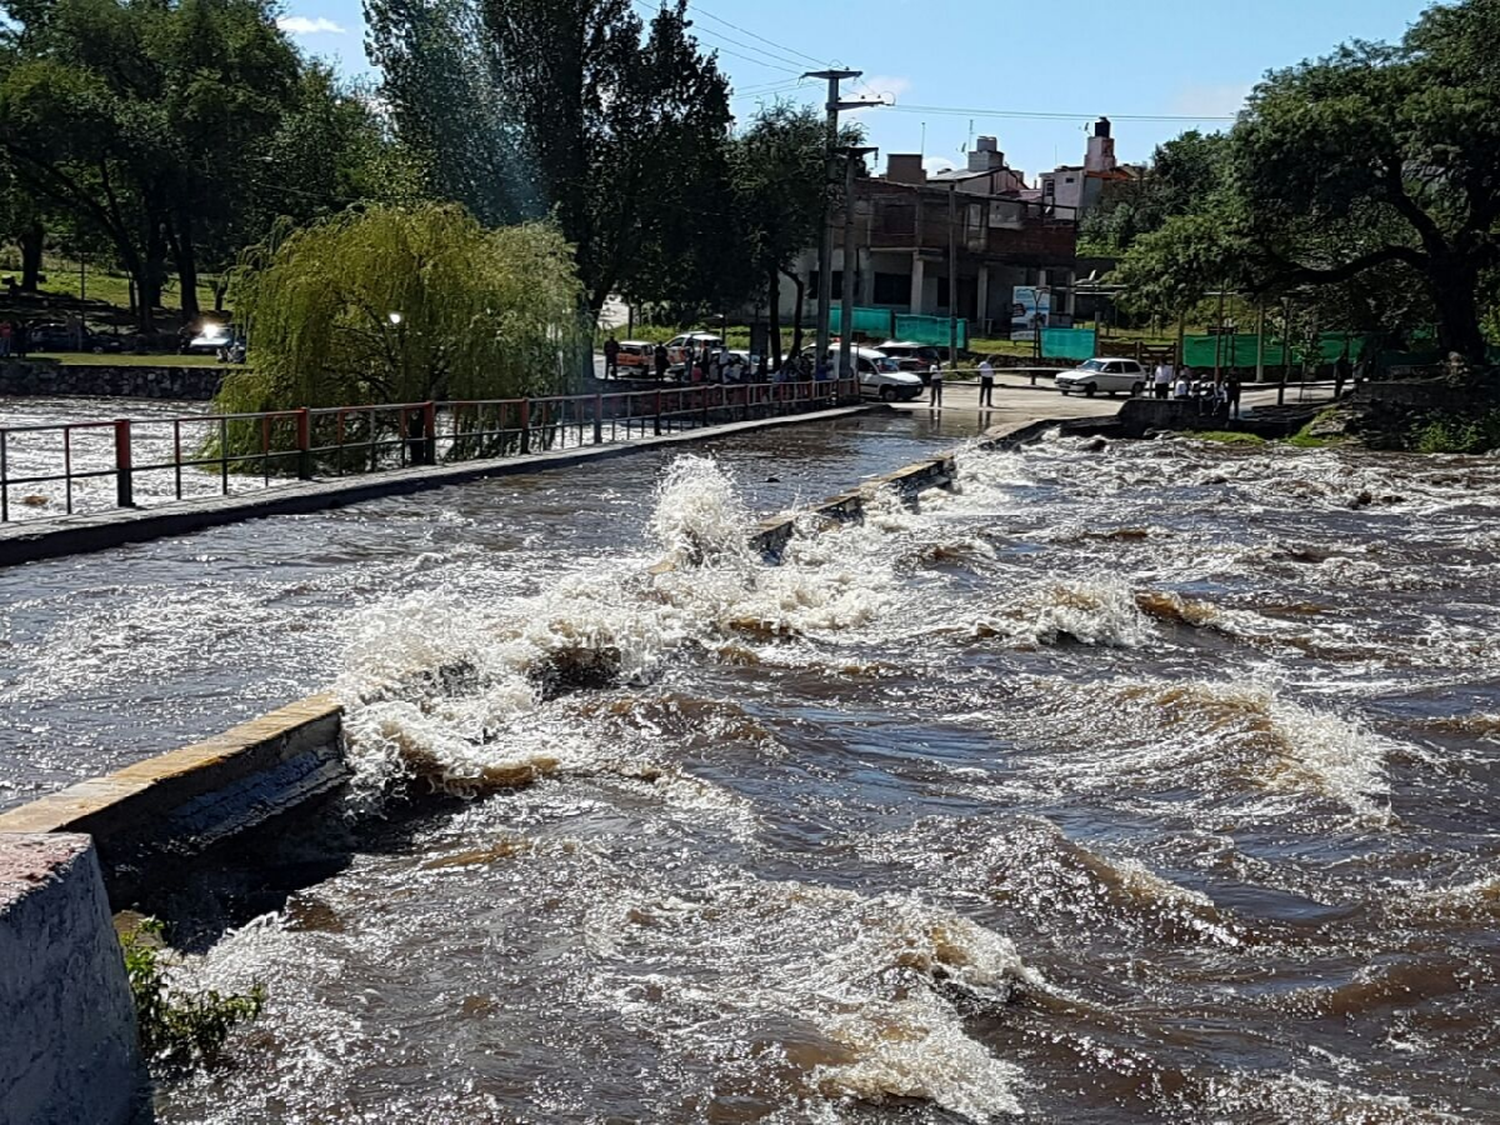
[1080,130,1229,255]
[1110,0,1500,369]
[1187,430,1266,445]
[0,0,417,327]
[120,918,264,1068]
[1409,408,1500,453]
[728,100,864,361]
[220,203,587,413]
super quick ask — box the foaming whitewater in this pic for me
[136,422,1500,1123]
[587,879,1040,1121]
[977,577,1152,647]
[335,454,903,803]
[1003,678,1394,822]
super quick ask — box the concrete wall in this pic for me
[0,833,144,1125]
[0,360,224,400]
[750,453,957,559]
[0,694,346,906]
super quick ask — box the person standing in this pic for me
[977,358,996,407]
[603,335,620,379]
[1226,371,1243,419]
[928,363,944,408]
[1334,348,1352,399]
[1153,359,1174,400]
[0,320,11,358]
[653,342,669,381]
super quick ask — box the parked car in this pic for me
[877,340,946,373]
[183,321,233,355]
[665,331,725,368]
[612,340,657,372]
[1055,357,1148,397]
[25,321,123,354]
[802,346,924,401]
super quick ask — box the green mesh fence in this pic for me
[1182,332,1379,368]
[827,307,898,339]
[1040,328,1097,361]
[824,308,972,350]
[894,313,968,350]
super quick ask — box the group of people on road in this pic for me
[1152,361,1243,418]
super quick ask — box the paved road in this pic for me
[887,375,1336,428]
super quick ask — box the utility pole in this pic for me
[840,146,878,383]
[803,69,876,374]
[947,183,958,371]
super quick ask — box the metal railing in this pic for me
[0,378,859,523]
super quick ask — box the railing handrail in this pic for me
[1,378,860,523]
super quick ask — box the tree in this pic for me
[1080,130,1228,255]
[480,0,734,312]
[220,203,588,414]
[1229,1,1500,365]
[730,101,862,365]
[1112,0,1500,369]
[0,0,306,328]
[364,0,532,226]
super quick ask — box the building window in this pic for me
[1064,175,1076,184]
[873,272,907,305]
[936,277,950,309]
[879,202,916,237]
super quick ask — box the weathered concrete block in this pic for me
[0,833,144,1125]
[0,694,348,906]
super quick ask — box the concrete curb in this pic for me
[0,403,878,568]
[0,693,345,906]
[749,452,957,559]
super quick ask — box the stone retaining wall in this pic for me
[0,360,224,400]
[0,833,144,1125]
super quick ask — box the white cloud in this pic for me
[1169,82,1253,120]
[922,156,955,175]
[277,15,347,35]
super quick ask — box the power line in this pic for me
[887,103,1236,123]
[631,0,804,74]
[686,1,829,68]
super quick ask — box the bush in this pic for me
[120,918,264,1069]
[1409,409,1500,454]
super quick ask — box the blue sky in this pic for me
[279,0,1435,181]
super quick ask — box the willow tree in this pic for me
[219,203,588,414]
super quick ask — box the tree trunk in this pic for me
[136,220,169,334]
[169,213,201,322]
[767,267,782,368]
[782,267,805,356]
[1430,261,1487,370]
[19,221,43,292]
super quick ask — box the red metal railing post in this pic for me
[296,408,312,480]
[519,398,531,454]
[423,400,437,465]
[113,419,134,508]
[593,393,604,444]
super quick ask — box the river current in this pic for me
[9,412,1500,1122]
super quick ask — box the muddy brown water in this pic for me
[6,412,1500,1123]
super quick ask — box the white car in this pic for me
[803,346,924,401]
[665,332,725,368]
[1055,357,1149,397]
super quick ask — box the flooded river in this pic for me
[10,413,1500,1122]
